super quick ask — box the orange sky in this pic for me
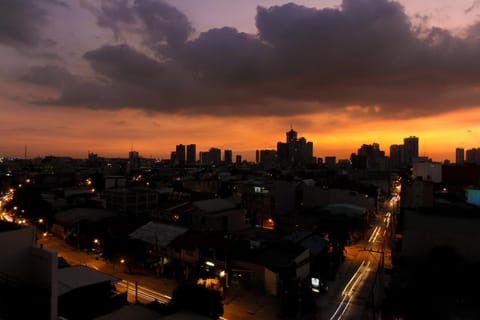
[2,0,480,162]
[2,102,479,162]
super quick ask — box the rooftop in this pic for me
[192,198,236,213]
[53,208,117,226]
[129,221,188,247]
[58,265,120,296]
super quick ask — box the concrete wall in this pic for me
[294,249,310,280]
[0,225,58,320]
[30,245,58,320]
[264,268,278,296]
[0,225,35,281]
[402,209,480,261]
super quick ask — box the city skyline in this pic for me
[2,0,480,161]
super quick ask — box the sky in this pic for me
[2,0,480,161]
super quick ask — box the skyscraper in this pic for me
[456,148,464,165]
[404,136,419,165]
[277,128,313,167]
[286,128,297,143]
[466,148,480,164]
[175,144,186,167]
[187,144,196,165]
[224,150,232,164]
[390,144,404,169]
[128,150,140,171]
[208,148,221,165]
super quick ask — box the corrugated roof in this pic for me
[326,203,366,216]
[129,221,188,246]
[58,265,120,296]
[93,304,161,320]
[53,208,117,226]
[192,198,235,213]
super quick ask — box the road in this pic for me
[37,234,280,320]
[317,210,392,320]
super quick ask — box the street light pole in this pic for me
[360,248,384,320]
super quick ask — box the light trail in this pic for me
[329,217,385,320]
[330,260,371,320]
[117,280,230,320]
[117,280,172,304]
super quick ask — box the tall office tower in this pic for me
[187,144,196,165]
[404,136,419,165]
[236,155,242,164]
[325,156,336,171]
[390,144,404,169]
[259,150,277,168]
[208,148,221,165]
[355,143,386,169]
[199,152,209,165]
[286,128,297,143]
[306,141,314,164]
[456,148,464,165]
[256,150,260,163]
[128,150,140,170]
[277,142,288,163]
[277,128,314,167]
[175,144,186,167]
[224,150,233,164]
[466,148,480,164]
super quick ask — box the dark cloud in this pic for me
[97,0,137,38]
[94,0,193,54]
[24,0,480,118]
[22,65,76,87]
[0,0,62,47]
[133,0,193,52]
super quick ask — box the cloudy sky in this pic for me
[2,0,480,161]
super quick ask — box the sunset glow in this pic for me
[2,0,480,162]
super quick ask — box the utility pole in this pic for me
[360,248,384,320]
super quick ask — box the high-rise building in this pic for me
[236,155,242,164]
[128,150,140,171]
[259,150,277,168]
[286,129,297,143]
[325,156,336,171]
[466,148,480,164]
[199,152,209,165]
[208,148,221,165]
[355,143,386,169]
[456,148,464,165]
[175,144,186,167]
[390,144,404,169]
[187,144,196,165]
[404,136,419,165]
[224,150,232,164]
[277,128,314,167]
